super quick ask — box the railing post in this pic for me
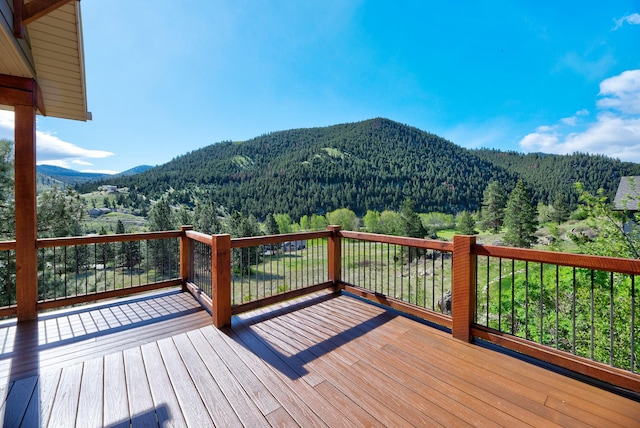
[211,233,232,328]
[452,235,476,342]
[14,104,38,321]
[327,225,342,288]
[180,225,193,292]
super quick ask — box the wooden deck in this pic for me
[0,289,638,427]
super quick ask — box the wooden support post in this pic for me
[211,234,231,328]
[327,225,341,288]
[14,104,38,321]
[179,225,193,292]
[452,235,476,342]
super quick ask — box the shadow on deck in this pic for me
[0,289,639,427]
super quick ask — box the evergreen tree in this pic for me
[264,213,280,235]
[227,212,262,274]
[176,204,193,227]
[399,198,426,238]
[0,140,14,239]
[480,181,507,233]
[503,180,538,248]
[148,197,175,231]
[457,211,477,235]
[193,200,221,235]
[550,193,569,224]
[37,187,85,238]
[115,219,141,269]
[147,197,177,275]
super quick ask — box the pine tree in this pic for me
[399,198,426,238]
[457,211,477,235]
[264,213,279,235]
[550,193,569,224]
[148,197,177,275]
[116,219,141,269]
[479,181,507,233]
[503,180,538,248]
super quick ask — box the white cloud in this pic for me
[519,69,640,163]
[613,13,640,30]
[0,110,114,165]
[597,69,640,114]
[80,169,117,175]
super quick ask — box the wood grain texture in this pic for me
[0,290,638,427]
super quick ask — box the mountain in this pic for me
[36,165,110,185]
[36,164,153,186]
[471,149,640,207]
[83,118,515,218]
[114,165,154,177]
[80,118,640,220]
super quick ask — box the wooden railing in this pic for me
[183,228,334,327]
[1,225,638,393]
[333,232,640,393]
[0,231,182,319]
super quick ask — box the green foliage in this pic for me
[479,180,507,233]
[0,140,14,239]
[363,210,382,233]
[147,197,178,270]
[88,118,519,219]
[550,193,570,224]
[264,213,279,235]
[227,212,262,274]
[399,198,427,238]
[419,212,455,232]
[310,214,328,231]
[473,149,640,210]
[274,213,293,234]
[503,180,538,248]
[37,187,85,238]
[193,200,222,235]
[480,261,638,371]
[456,211,477,235]
[569,183,640,258]
[115,219,141,269]
[326,208,358,231]
[148,197,175,231]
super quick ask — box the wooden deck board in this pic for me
[0,289,638,427]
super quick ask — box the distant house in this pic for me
[98,185,118,193]
[88,208,112,218]
[613,176,640,212]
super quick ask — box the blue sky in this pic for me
[1,1,640,173]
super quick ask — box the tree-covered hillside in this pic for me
[80,118,640,220]
[84,118,518,219]
[472,149,640,207]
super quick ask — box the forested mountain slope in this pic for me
[91,118,517,218]
[472,149,640,207]
[85,118,640,220]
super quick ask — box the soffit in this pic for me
[0,0,89,121]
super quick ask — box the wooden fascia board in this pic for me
[13,0,24,38]
[23,0,75,26]
[0,73,45,114]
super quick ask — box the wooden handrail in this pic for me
[36,230,182,248]
[474,244,640,275]
[339,230,454,252]
[0,240,16,251]
[231,231,331,248]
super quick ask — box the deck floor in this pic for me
[0,289,638,427]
